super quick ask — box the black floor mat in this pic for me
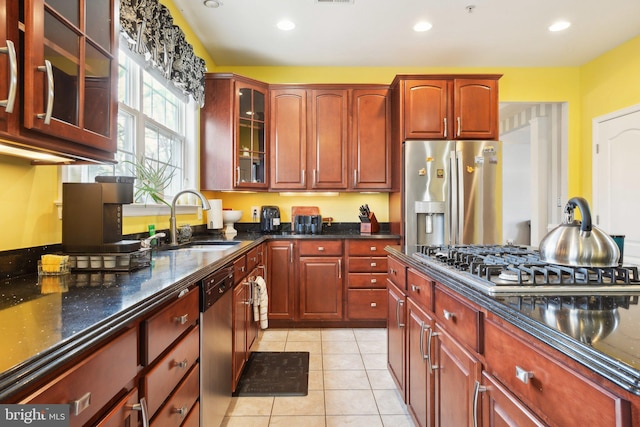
[233,351,309,397]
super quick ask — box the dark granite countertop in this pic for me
[386,247,640,396]
[0,230,399,400]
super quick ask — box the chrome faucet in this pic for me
[170,189,211,245]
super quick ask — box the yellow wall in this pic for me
[1,0,637,251]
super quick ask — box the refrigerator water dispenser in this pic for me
[415,201,445,247]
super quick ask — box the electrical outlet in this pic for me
[251,206,260,221]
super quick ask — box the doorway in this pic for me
[593,104,640,266]
[500,102,568,248]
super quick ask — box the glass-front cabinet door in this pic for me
[23,0,117,154]
[235,82,268,189]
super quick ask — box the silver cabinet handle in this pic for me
[353,169,358,185]
[370,262,377,267]
[172,405,188,417]
[411,284,420,293]
[443,309,455,321]
[515,366,534,384]
[472,380,487,427]
[317,246,325,251]
[457,116,461,137]
[443,117,447,138]
[301,169,305,186]
[338,259,342,279]
[174,314,188,325]
[396,299,405,328]
[36,59,54,124]
[370,278,377,284]
[172,358,188,369]
[245,280,253,304]
[419,322,430,361]
[370,302,377,307]
[70,391,91,416]
[290,243,294,263]
[236,166,240,185]
[129,397,149,427]
[313,169,317,185]
[390,268,396,275]
[370,246,377,251]
[427,327,440,372]
[0,40,17,113]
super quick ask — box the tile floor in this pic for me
[222,328,416,427]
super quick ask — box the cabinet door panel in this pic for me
[454,79,498,139]
[270,89,307,189]
[310,89,348,189]
[266,241,295,319]
[351,89,391,189]
[387,280,406,399]
[404,80,449,140]
[481,372,546,427]
[407,300,435,427]
[299,256,343,319]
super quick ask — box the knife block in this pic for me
[360,212,380,234]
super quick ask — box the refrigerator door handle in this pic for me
[449,151,458,245]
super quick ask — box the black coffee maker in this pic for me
[260,206,281,233]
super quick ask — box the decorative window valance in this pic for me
[120,0,207,106]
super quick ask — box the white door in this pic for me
[593,105,640,266]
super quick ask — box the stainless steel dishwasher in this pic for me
[200,264,234,427]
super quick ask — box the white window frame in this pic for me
[60,45,200,218]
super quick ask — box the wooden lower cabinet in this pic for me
[347,289,386,319]
[94,388,140,427]
[387,278,407,399]
[407,299,436,427]
[299,256,343,320]
[434,323,482,427]
[266,240,295,320]
[479,371,546,427]
[150,363,199,427]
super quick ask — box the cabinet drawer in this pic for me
[21,327,138,427]
[348,272,387,289]
[484,318,631,427]
[407,268,434,312]
[434,285,482,353]
[387,256,407,290]
[347,289,387,319]
[349,256,388,273]
[145,325,200,417]
[233,255,247,284]
[347,239,398,256]
[144,287,199,365]
[95,388,140,427]
[150,363,199,427]
[298,240,343,256]
[182,400,200,427]
[247,246,260,272]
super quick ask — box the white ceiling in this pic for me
[172,0,640,68]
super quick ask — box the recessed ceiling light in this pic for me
[549,21,571,32]
[277,20,296,31]
[203,0,222,7]
[413,21,433,32]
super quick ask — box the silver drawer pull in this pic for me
[411,284,420,293]
[370,278,377,284]
[174,314,188,325]
[0,40,17,113]
[70,392,91,416]
[317,246,325,251]
[515,366,534,384]
[172,406,188,417]
[473,381,487,427]
[370,246,377,251]
[370,302,377,307]
[172,358,188,369]
[129,398,149,427]
[370,262,377,267]
[36,60,54,124]
[443,309,455,321]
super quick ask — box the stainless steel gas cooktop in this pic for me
[411,245,640,296]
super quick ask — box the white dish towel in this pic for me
[252,276,269,329]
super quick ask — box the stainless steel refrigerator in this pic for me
[403,140,502,253]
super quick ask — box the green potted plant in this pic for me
[123,158,176,207]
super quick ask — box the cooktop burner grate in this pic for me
[412,245,640,295]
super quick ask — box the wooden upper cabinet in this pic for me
[398,75,501,141]
[309,89,349,190]
[201,74,269,190]
[403,79,450,140]
[270,88,308,190]
[23,0,117,152]
[351,88,391,190]
[0,1,14,135]
[454,78,499,139]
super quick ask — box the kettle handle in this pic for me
[565,197,592,233]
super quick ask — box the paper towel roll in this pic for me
[207,199,223,229]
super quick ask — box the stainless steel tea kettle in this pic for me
[538,197,620,267]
